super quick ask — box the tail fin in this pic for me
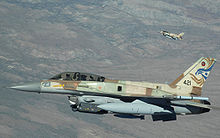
[170,57,216,89]
[177,32,184,40]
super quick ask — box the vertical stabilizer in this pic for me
[177,32,184,40]
[170,57,216,89]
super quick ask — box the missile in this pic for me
[162,95,209,101]
[175,96,209,101]
[98,103,172,115]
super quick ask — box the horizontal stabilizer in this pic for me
[186,102,211,109]
[171,100,211,109]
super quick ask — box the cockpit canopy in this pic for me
[50,72,106,82]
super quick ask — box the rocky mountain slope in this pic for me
[0,0,220,137]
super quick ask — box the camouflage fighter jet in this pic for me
[160,30,184,40]
[10,57,216,121]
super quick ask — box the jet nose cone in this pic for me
[10,82,41,92]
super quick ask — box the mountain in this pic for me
[0,0,220,137]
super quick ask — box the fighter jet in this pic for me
[10,57,216,121]
[160,31,184,40]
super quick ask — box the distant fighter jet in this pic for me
[10,57,216,121]
[160,31,184,40]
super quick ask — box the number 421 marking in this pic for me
[184,80,191,86]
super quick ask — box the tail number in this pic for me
[184,80,191,86]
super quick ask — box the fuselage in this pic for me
[10,56,216,121]
[40,78,194,97]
